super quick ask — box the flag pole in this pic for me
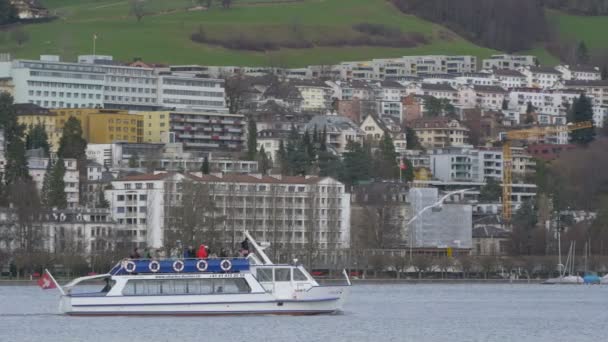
[93,34,97,57]
[45,269,66,296]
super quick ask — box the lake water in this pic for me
[0,284,606,342]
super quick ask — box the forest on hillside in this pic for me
[543,0,608,15]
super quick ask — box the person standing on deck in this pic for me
[196,244,208,259]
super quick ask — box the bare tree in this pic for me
[11,26,30,46]
[436,256,453,279]
[411,254,434,279]
[129,0,146,22]
[457,254,474,279]
[478,256,498,279]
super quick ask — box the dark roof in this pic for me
[263,82,303,100]
[379,80,404,88]
[364,114,389,132]
[14,103,52,116]
[473,85,507,93]
[570,65,600,73]
[290,79,331,88]
[494,69,525,77]
[421,83,457,92]
[117,172,326,185]
[530,66,560,75]
[564,80,608,87]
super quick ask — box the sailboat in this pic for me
[544,241,583,284]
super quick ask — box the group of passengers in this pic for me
[128,238,251,260]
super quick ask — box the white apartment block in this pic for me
[429,146,502,183]
[305,115,364,155]
[158,75,227,112]
[408,83,459,105]
[482,54,537,70]
[555,65,602,81]
[564,80,608,108]
[508,88,586,124]
[520,66,562,88]
[493,69,527,89]
[410,118,469,149]
[0,56,105,109]
[27,157,80,208]
[291,80,333,112]
[106,173,351,250]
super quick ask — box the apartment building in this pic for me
[158,74,227,112]
[52,108,144,143]
[169,111,245,151]
[27,157,80,208]
[507,88,586,124]
[139,110,171,143]
[106,172,351,250]
[305,115,364,155]
[520,66,562,88]
[564,80,608,108]
[410,118,469,149]
[493,69,528,89]
[0,56,105,109]
[482,54,537,70]
[429,146,503,183]
[555,65,602,81]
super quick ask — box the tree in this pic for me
[400,158,414,182]
[568,94,595,145]
[526,101,535,114]
[25,124,50,156]
[129,0,146,22]
[246,118,257,160]
[58,117,87,160]
[502,99,509,110]
[0,0,18,25]
[224,72,249,113]
[221,0,232,9]
[411,254,434,279]
[602,65,608,80]
[373,133,399,179]
[48,158,68,209]
[510,200,539,255]
[0,93,30,187]
[575,40,589,65]
[479,177,502,202]
[97,187,109,208]
[405,126,421,149]
[10,26,30,46]
[425,96,443,117]
[201,156,210,174]
[340,141,372,186]
[257,146,271,175]
[40,159,54,208]
[277,140,288,175]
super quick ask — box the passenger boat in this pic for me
[52,232,351,316]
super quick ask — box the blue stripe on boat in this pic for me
[71,297,340,307]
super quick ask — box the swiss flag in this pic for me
[37,271,56,290]
[400,159,408,171]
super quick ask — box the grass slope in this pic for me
[0,0,499,67]
[547,9,608,52]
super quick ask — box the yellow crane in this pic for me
[501,121,594,222]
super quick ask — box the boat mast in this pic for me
[244,230,274,265]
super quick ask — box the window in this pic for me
[256,268,273,282]
[117,195,125,201]
[274,268,291,282]
[122,279,249,296]
[139,194,147,201]
[293,269,308,281]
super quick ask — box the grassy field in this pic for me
[0,0,502,67]
[547,9,608,52]
[3,1,600,67]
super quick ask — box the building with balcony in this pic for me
[27,157,80,208]
[169,111,245,151]
[482,54,537,70]
[429,146,503,183]
[305,115,364,155]
[410,118,469,149]
[106,172,351,250]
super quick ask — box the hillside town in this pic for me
[0,51,607,277]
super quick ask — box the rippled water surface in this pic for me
[1,284,606,342]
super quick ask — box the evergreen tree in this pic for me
[479,177,502,202]
[49,158,67,209]
[602,65,608,80]
[425,96,443,116]
[258,146,271,175]
[128,153,139,168]
[57,117,87,160]
[40,159,54,208]
[319,125,327,152]
[318,150,342,179]
[201,156,210,174]
[25,124,51,156]
[285,125,307,176]
[277,140,288,175]
[526,101,535,114]
[400,158,414,182]
[340,141,372,186]
[405,127,421,150]
[375,133,399,179]
[0,93,30,186]
[246,117,257,161]
[569,94,595,145]
[575,41,589,65]
[302,130,315,165]
[97,187,109,208]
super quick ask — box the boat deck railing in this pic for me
[110,258,250,276]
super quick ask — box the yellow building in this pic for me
[52,108,144,144]
[138,111,171,143]
[16,105,62,151]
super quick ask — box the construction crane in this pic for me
[501,121,594,222]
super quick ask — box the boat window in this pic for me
[275,268,291,282]
[293,269,308,281]
[122,278,251,295]
[256,268,273,282]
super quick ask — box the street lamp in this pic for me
[407,188,472,261]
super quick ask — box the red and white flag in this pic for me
[37,270,56,290]
[400,159,408,171]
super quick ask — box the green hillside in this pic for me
[1,0,498,66]
[547,9,608,51]
[0,0,604,67]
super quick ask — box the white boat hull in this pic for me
[543,275,584,284]
[60,286,349,316]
